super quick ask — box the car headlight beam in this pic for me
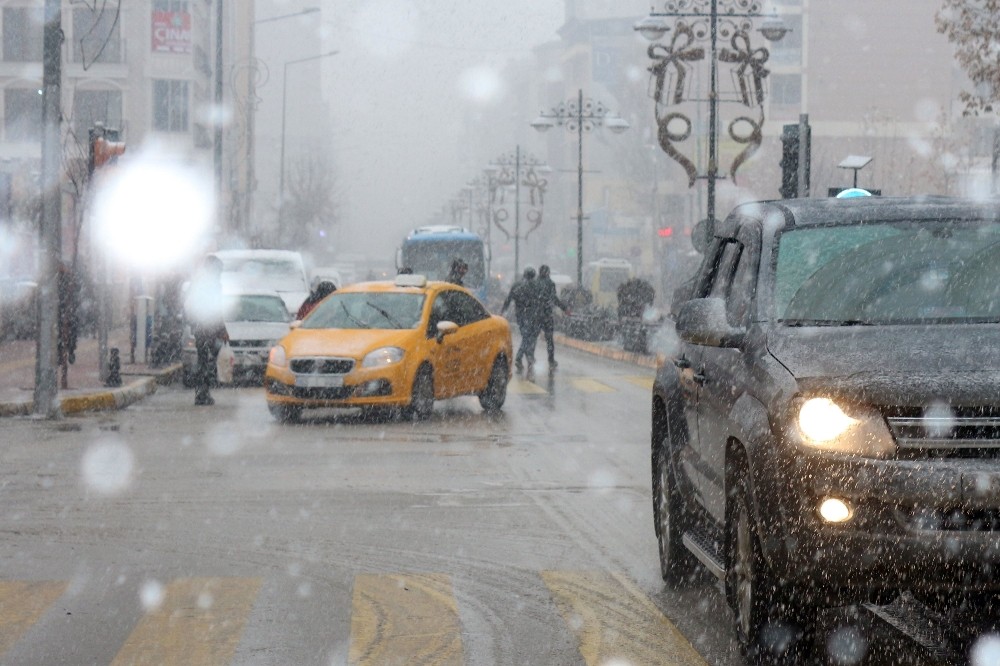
[798,398,858,443]
[362,346,404,368]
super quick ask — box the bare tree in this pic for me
[280,150,341,251]
[936,0,1000,115]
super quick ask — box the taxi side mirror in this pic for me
[435,320,458,343]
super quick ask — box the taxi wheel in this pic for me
[407,367,434,420]
[478,357,508,412]
[268,403,302,424]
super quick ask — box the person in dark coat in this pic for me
[501,266,542,372]
[446,258,468,286]
[185,255,229,406]
[537,265,570,369]
[296,280,337,320]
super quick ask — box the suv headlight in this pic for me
[362,346,404,368]
[791,397,896,458]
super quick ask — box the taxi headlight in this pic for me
[268,345,288,368]
[792,397,896,458]
[362,346,404,368]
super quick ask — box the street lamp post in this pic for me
[242,7,321,241]
[485,147,548,278]
[531,89,629,286]
[278,50,338,234]
[635,1,787,232]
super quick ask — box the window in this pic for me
[768,14,802,67]
[152,0,189,10]
[5,88,43,142]
[73,90,123,143]
[770,74,801,107]
[438,290,489,327]
[73,7,123,65]
[152,79,189,132]
[3,8,44,62]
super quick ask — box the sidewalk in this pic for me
[0,328,181,417]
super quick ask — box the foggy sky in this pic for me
[319,0,568,266]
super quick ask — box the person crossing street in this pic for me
[536,265,570,369]
[501,266,542,373]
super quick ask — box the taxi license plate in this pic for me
[295,375,344,388]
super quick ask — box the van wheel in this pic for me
[268,403,301,424]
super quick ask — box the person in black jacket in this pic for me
[537,265,570,368]
[185,255,229,406]
[501,267,541,372]
[446,258,468,286]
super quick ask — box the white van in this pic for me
[210,249,309,315]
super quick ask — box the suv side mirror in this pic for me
[675,297,745,348]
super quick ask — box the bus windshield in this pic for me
[401,238,485,288]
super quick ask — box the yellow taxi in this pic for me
[264,274,512,422]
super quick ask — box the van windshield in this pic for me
[220,258,307,292]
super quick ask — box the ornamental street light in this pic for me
[635,0,787,235]
[239,7,320,239]
[278,49,338,234]
[485,147,548,277]
[531,89,629,286]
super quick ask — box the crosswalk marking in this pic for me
[0,571,709,664]
[0,581,67,654]
[509,377,547,394]
[541,570,709,666]
[624,376,655,390]
[349,573,463,665]
[570,378,615,393]
[110,577,261,666]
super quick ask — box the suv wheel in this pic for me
[653,444,696,587]
[728,468,812,663]
[268,403,302,424]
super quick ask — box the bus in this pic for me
[396,226,489,302]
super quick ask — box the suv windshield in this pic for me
[302,292,425,330]
[775,220,1000,324]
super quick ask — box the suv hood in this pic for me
[767,324,1000,403]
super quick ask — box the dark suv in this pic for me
[651,196,1000,660]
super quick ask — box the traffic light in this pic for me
[780,122,810,199]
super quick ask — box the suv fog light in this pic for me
[819,497,853,523]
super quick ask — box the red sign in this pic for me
[151,11,191,54]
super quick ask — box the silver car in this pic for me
[182,292,292,386]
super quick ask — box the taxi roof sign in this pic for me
[394,274,427,288]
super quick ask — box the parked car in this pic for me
[264,273,512,423]
[651,195,1000,661]
[210,249,310,315]
[182,292,291,386]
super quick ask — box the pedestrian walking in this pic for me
[446,258,468,286]
[537,265,570,369]
[185,255,229,406]
[501,266,542,372]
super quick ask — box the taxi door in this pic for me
[430,290,494,396]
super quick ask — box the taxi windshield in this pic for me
[301,292,425,330]
[775,220,1000,325]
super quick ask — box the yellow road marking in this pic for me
[570,378,615,393]
[349,573,463,666]
[541,571,709,666]
[0,581,67,654]
[623,376,655,390]
[111,577,261,666]
[509,377,547,394]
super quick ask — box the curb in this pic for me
[0,363,182,418]
[554,333,665,369]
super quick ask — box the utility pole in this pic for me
[214,0,224,233]
[34,0,62,418]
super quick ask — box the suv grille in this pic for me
[290,357,354,374]
[883,406,1000,454]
